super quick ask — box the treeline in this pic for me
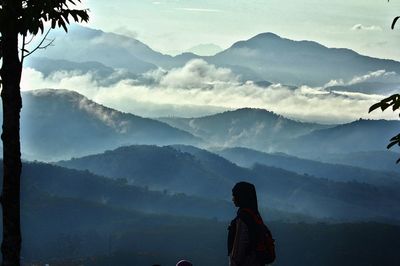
[23,217,400,266]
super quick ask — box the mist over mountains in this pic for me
[14,25,400,265]
[32,25,400,89]
[22,25,400,123]
[10,88,400,163]
[159,108,330,151]
[5,87,397,165]
[17,89,200,161]
[57,144,400,222]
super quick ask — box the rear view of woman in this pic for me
[228,182,274,266]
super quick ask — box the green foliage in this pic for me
[368,2,400,163]
[388,0,400,29]
[0,0,89,36]
[0,0,88,89]
[368,93,400,163]
[392,16,400,29]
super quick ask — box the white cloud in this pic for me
[21,60,398,124]
[351,24,382,31]
[324,70,399,88]
[158,59,238,89]
[348,70,396,84]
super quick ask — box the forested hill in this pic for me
[16,89,201,161]
[58,144,400,222]
[216,147,400,187]
[158,108,329,151]
[0,160,398,265]
[284,119,400,156]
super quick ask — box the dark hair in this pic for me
[232,181,259,211]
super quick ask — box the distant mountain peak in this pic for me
[29,88,84,100]
[250,32,282,40]
[229,107,275,115]
[186,43,223,56]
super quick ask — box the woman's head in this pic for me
[176,260,193,266]
[232,181,258,210]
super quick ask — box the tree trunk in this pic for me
[0,1,23,265]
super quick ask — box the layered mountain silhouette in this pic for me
[216,147,400,187]
[16,164,400,266]
[14,24,400,266]
[37,25,189,71]
[18,161,234,220]
[12,88,400,162]
[24,57,140,86]
[58,144,400,221]
[318,151,400,173]
[210,32,400,86]
[159,108,330,151]
[57,145,235,199]
[15,162,229,265]
[284,119,400,157]
[15,89,200,161]
[35,26,400,89]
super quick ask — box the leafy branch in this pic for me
[369,95,400,162]
[389,0,400,29]
[0,0,89,60]
[367,1,400,163]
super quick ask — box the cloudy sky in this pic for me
[18,0,400,123]
[84,0,400,59]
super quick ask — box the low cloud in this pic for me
[348,70,396,84]
[351,24,382,31]
[21,59,398,124]
[324,70,399,87]
[157,59,238,89]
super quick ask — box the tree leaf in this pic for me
[368,102,382,113]
[392,16,400,29]
[387,141,399,149]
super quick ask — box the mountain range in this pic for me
[159,109,400,156]
[283,119,400,157]
[16,89,200,161]
[159,108,330,151]
[7,88,399,164]
[12,24,400,266]
[57,144,400,222]
[16,163,400,266]
[216,147,400,187]
[30,25,400,89]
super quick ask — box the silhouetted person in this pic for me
[176,260,193,266]
[228,182,263,266]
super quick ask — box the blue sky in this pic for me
[84,0,400,59]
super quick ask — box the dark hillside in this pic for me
[17,89,200,161]
[58,145,400,221]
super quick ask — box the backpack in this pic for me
[241,208,276,265]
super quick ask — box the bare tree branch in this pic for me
[22,29,55,60]
[24,33,35,46]
[20,34,26,64]
[0,35,2,61]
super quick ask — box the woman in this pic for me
[228,181,263,266]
